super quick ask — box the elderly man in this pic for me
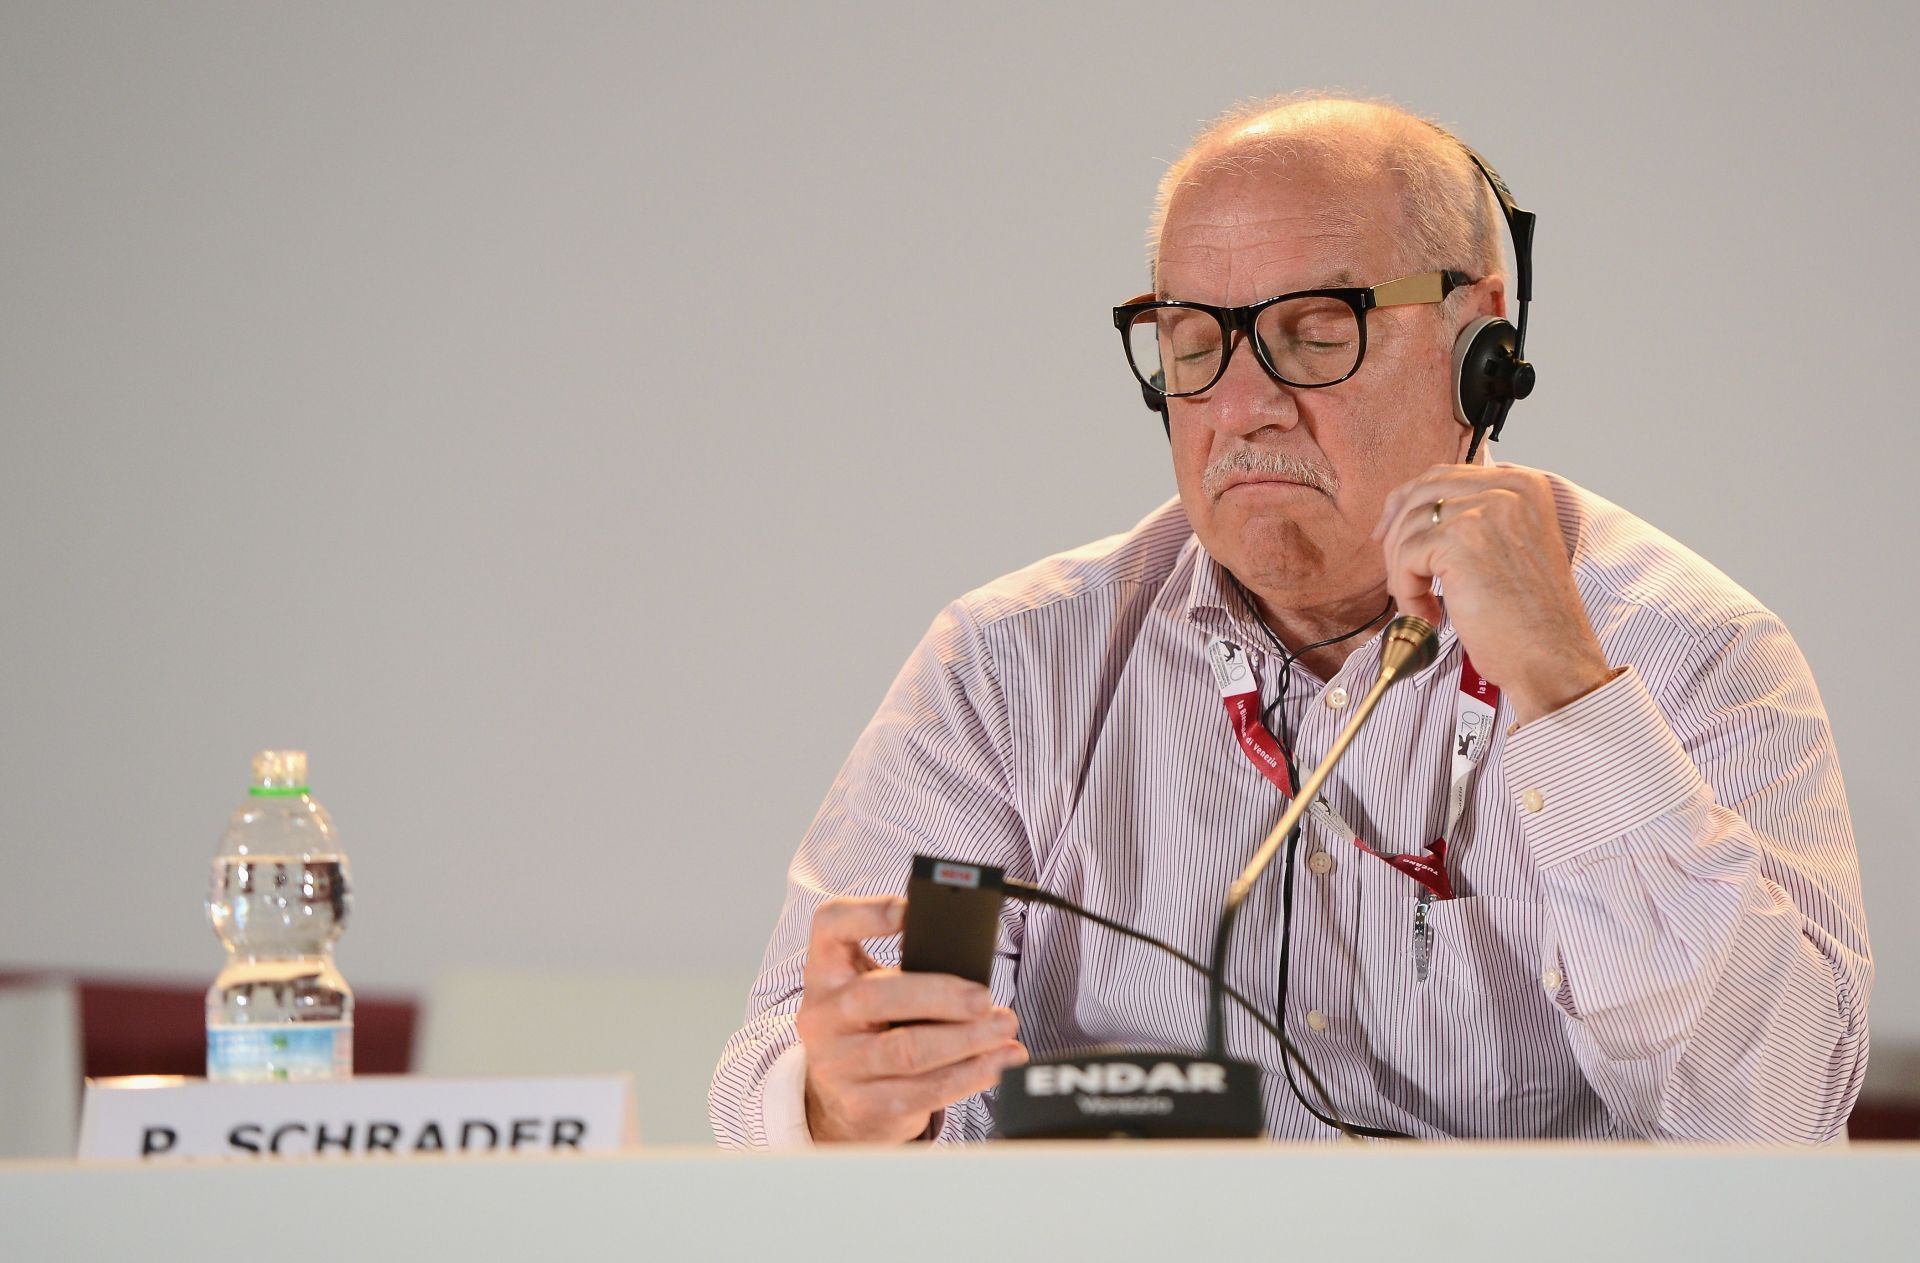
[709,96,1871,1146]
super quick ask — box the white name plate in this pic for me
[78,1074,636,1161]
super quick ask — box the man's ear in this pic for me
[1459,273,1508,327]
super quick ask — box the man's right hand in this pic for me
[796,894,1028,1144]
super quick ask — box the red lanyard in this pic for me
[1207,637,1500,902]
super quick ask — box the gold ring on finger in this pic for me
[1430,498,1446,527]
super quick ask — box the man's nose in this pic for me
[1192,332,1301,438]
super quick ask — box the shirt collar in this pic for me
[1176,536,1461,688]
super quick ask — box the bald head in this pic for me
[1148,95,1505,297]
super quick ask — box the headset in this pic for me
[1136,141,1535,464]
[1450,145,1536,461]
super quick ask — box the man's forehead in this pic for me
[1159,199,1366,249]
[1157,229,1364,285]
[1155,183,1389,297]
[1167,149,1394,226]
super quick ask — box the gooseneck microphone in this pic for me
[1205,615,1439,1056]
[991,615,1438,1140]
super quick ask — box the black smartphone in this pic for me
[900,854,1005,988]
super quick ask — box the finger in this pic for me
[1381,488,1453,565]
[1375,473,1462,541]
[805,895,906,984]
[874,1041,1030,1118]
[1381,507,1451,627]
[1373,466,1457,540]
[1388,572,1443,627]
[1379,483,1503,573]
[860,1007,1020,1079]
[821,969,995,1029]
[1387,498,1505,626]
[1372,465,1531,541]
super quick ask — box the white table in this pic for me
[3,1141,1913,1261]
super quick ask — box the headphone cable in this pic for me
[998,877,1361,1138]
[1232,578,1414,1140]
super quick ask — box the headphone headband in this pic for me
[1456,142,1534,357]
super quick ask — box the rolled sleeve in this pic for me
[758,1043,815,1150]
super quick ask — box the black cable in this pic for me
[999,878,1355,1138]
[1232,580,1414,1140]
[1234,583,1393,739]
[1268,778,1411,1140]
[1463,422,1491,466]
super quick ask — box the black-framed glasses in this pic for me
[1113,270,1472,398]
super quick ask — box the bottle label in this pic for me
[207,1021,353,1082]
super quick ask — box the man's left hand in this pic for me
[1373,465,1613,727]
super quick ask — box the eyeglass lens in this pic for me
[1126,296,1361,394]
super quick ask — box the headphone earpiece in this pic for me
[1451,315,1536,437]
[1452,316,1512,428]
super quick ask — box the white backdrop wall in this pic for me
[4,3,1917,1052]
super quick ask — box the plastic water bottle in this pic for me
[206,750,354,1082]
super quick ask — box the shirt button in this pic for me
[1521,788,1545,813]
[1307,851,1335,876]
[1324,686,1350,710]
[1541,968,1562,992]
[1305,1009,1329,1033]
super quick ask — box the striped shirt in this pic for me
[710,469,1871,1145]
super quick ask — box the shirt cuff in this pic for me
[760,1042,815,1150]
[1500,664,1707,870]
[757,1042,947,1148]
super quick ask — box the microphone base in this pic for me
[992,1051,1263,1140]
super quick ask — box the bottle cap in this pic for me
[249,749,309,796]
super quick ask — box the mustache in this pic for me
[1202,447,1340,500]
